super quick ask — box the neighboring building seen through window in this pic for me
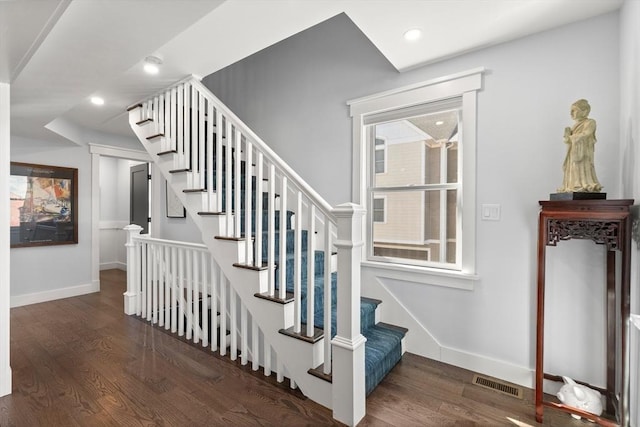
[369,100,461,268]
[374,138,386,174]
[372,196,386,223]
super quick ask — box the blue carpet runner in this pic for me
[223,158,406,395]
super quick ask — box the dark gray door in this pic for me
[130,163,150,234]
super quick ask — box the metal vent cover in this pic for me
[472,374,524,399]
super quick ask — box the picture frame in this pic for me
[10,162,78,248]
[166,180,186,218]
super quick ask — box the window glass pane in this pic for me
[374,149,385,174]
[371,189,457,267]
[373,108,460,188]
[373,197,385,222]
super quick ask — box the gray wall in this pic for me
[203,12,621,386]
[203,13,398,206]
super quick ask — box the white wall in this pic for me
[99,157,137,270]
[152,163,202,243]
[10,141,96,307]
[0,82,13,397]
[203,12,621,388]
[619,1,640,424]
[99,156,200,270]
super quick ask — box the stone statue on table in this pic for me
[557,99,603,194]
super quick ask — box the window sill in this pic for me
[361,260,479,291]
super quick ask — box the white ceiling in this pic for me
[1,0,623,148]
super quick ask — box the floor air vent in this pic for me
[472,374,523,399]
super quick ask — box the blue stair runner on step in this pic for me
[212,152,406,395]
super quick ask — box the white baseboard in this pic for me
[440,346,533,389]
[100,261,127,271]
[363,270,534,390]
[0,365,11,397]
[10,282,100,308]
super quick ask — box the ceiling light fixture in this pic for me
[90,96,104,106]
[435,120,444,126]
[144,55,162,75]
[403,28,422,42]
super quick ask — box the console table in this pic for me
[535,199,633,426]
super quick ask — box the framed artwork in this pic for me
[166,180,185,218]
[10,162,78,248]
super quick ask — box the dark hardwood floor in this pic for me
[0,269,585,426]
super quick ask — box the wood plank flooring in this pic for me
[1,269,587,426]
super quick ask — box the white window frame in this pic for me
[348,68,483,288]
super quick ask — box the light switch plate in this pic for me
[481,204,501,221]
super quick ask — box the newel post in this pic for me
[124,224,143,315]
[331,203,366,426]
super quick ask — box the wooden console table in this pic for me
[536,199,633,426]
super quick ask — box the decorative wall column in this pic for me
[91,152,100,289]
[124,224,143,315]
[331,203,366,426]
[0,82,12,397]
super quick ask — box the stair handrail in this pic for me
[188,77,336,222]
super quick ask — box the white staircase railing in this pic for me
[124,226,297,383]
[127,76,366,425]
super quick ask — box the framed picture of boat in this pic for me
[9,162,78,248]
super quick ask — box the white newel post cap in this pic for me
[333,203,365,244]
[124,224,143,245]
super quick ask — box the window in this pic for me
[373,196,386,223]
[369,102,460,267]
[374,138,386,174]
[349,68,482,278]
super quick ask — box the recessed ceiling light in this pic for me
[435,120,444,126]
[144,63,159,75]
[403,28,422,42]
[144,55,162,75]
[91,96,104,106]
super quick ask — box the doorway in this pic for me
[129,162,150,234]
[89,144,151,289]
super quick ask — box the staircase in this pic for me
[124,75,407,425]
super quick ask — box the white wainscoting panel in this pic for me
[100,221,129,270]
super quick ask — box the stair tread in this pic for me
[308,364,332,383]
[147,133,164,140]
[233,262,268,271]
[214,235,253,242]
[169,168,190,173]
[360,296,383,307]
[126,103,142,111]
[136,118,153,125]
[254,291,294,304]
[279,324,323,343]
[158,149,177,156]
[375,322,409,335]
[197,211,224,216]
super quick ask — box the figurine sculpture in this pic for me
[556,376,603,420]
[557,99,603,193]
